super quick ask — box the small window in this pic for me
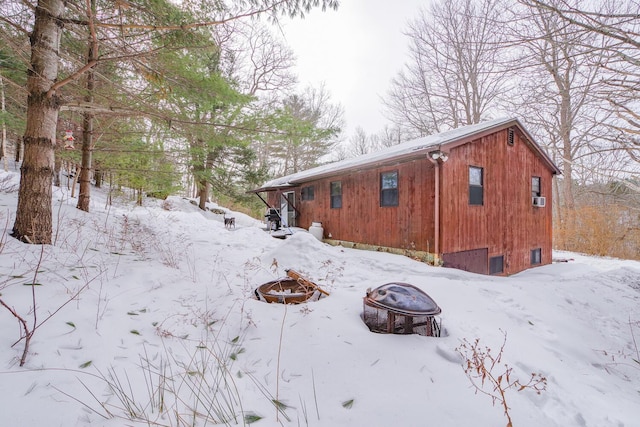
[531,248,541,265]
[469,166,484,206]
[532,176,541,198]
[507,128,514,146]
[489,256,504,275]
[380,170,399,207]
[330,181,342,209]
[301,186,314,201]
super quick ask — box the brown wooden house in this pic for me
[251,117,561,275]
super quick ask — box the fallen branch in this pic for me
[1,245,99,366]
[285,269,330,296]
[0,298,32,366]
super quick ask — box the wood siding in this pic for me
[264,126,556,275]
[440,128,554,275]
[268,159,437,252]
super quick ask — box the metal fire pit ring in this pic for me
[255,278,315,304]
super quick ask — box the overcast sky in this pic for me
[277,0,426,140]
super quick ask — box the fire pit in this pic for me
[255,270,329,304]
[363,283,442,336]
[256,278,315,304]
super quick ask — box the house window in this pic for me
[489,255,504,275]
[380,170,399,207]
[330,181,342,209]
[469,166,484,205]
[301,186,314,201]
[507,128,514,146]
[531,248,542,265]
[532,176,541,198]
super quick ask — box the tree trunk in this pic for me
[77,111,93,211]
[197,176,210,210]
[12,0,65,244]
[77,0,98,212]
[14,138,22,164]
[106,172,113,207]
[198,149,216,210]
[70,165,79,198]
[53,153,61,187]
[1,75,8,172]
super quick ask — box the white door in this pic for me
[280,192,295,227]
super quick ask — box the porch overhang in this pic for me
[248,183,296,194]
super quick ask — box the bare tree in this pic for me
[511,0,640,256]
[339,124,405,161]
[343,124,405,159]
[221,20,298,176]
[347,126,370,157]
[519,0,640,170]
[370,125,405,149]
[232,22,298,97]
[384,0,510,136]
[509,0,615,212]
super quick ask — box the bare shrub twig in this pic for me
[456,331,547,427]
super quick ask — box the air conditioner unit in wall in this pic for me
[532,196,546,207]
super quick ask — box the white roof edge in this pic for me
[259,117,556,189]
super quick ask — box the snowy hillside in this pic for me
[1,168,639,427]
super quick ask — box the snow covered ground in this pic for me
[1,167,639,427]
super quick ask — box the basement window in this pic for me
[469,166,484,206]
[380,170,399,207]
[301,186,315,201]
[489,255,504,275]
[330,181,342,209]
[531,248,542,265]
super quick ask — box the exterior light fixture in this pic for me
[429,151,448,162]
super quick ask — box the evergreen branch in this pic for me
[0,15,31,36]
[59,102,293,135]
[60,1,289,32]
[47,59,98,97]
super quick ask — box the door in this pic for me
[280,191,296,227]
[442,248,489,275]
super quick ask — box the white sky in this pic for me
[277,0,427,139]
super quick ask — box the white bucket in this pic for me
[309,222,324,241]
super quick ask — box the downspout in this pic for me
[428,149,448,265]
[428,157,441,264]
